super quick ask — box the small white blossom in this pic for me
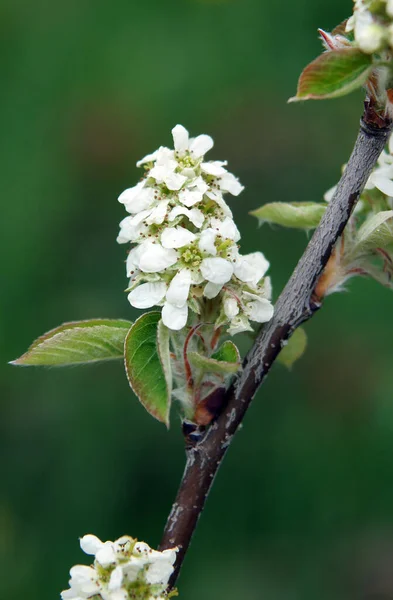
[61,534,178,600]
[347,0,392,53]
[200,257,234,285]
[117,125,273,333]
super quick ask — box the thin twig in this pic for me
[159,103,392,588]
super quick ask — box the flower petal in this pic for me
[138,242,178,273]
[234,252,270,286]
[60,589,81,600]
[80,534,104,556]
[228,314,253,336]
[244,292,274,323]
[162,302,188,330]
[145,201,169,225]
[178,188,204,207]
[69,565,97,584]
[164,171,187,191]
[133,542,152,557]
[200,257,233,284]
[161,226,196,248]
[189,134,214,158]
[168,206,204,228]
[118,183,156,214]
[108,566,123,591]
[96,542,117,567]
[126,244,145,276]
[224,297,239,319]
[203,282,223,298]
[210,216,240,241]
[172,124,189,154]
[155,147,176,166]
[136,150,160,167]
[145,559,174,585]
[166,269,191,307]
[199,228,217,255]
[219,172,244,196]
[128,282,167,309]
[201,161,227,176]
[117,210,151,244]
[372,174,393,197]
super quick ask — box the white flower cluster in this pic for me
[61,534,178,600]
[347,0,393,53]
[325,134,393,204]
[117,125,273,333]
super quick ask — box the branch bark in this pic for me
[159,103,392,588]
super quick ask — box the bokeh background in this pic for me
[3,0,393,598]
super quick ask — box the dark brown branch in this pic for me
[159,104,392,587]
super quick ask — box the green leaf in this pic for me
[277,328,308,370]
[211,341,241,363]
[124,312,172,427]
[250,202,326,230]
[289,48,372,102]
[11,319,132,366]
[188,350,241,376]
[157,318,173,403]
[353,210,393,255]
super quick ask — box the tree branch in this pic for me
[159,103,392,588]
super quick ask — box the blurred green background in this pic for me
[3,0,393,598]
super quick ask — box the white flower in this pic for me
[199,229,217,255]
[161,226,196,248]
[347,0,390,53]
[203,281,223,299]
[118,181,156,215]
[201,160,228,176]
[166,269,191,307]
[61,565,100,599]
[208,216,241,242]
[149,147,187,191]
[136,241,178,273]
[234,252,270,286]
[243,291,274,323]
[178,176,209,207]
[168,205,204,228]
[364,145,393,196]
[116,124,273,334]
[172,124,214,158]
[162,302,188,330]
[224,296,239,319]
[227,313,254,336]
[219,171,244,196]
[200,257,234,285]
[80,534,104,555]
[61,534,178,600]
[162,270,192,330]
[128,282,167,309]
[356,14,386,53]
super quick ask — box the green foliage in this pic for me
[211,340,241,364]
[250,202,326,230]
[124,312,172,427]
[277,328,308,369]
[290,48,372,101]
[11,320,132,366]
[353,210,393,255]
[188,347,241,376]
